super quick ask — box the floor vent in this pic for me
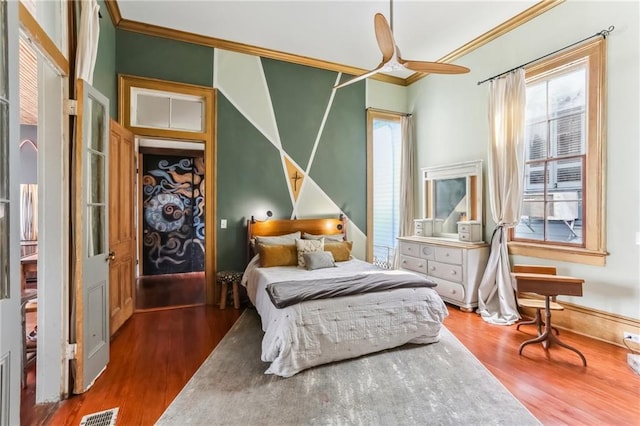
[79,408,119,426]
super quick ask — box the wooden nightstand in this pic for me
[216,271,242,309]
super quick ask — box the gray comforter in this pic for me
[266,271,438,308]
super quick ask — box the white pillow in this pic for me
[295,238,324,268]
[255,231,301,246]
[302,232,345,242]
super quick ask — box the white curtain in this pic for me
[20,184,38,241]
[477,69,527,325]
[75,0,100,83]
[393,115,415,269]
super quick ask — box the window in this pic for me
[509,38,607,266]
[367,110,402,269]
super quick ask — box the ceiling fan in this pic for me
[334,4,470,89]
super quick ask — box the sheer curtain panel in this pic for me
[477,69,526,325]
[393,115,415,269]
[75,0,99,83]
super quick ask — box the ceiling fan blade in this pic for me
[400,60,470,74]
[334,64,386,90]
[374,13,395,63]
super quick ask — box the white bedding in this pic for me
[242,256,449,377]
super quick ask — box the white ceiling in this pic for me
[116,0,539,79]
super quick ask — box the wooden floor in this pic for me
[22,304,640,425]
[135,271,205,310]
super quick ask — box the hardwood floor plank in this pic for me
[21,303,640,425]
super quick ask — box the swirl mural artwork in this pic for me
[142,155,205,276]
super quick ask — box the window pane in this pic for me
[525,121,548,160]
[171,98,204,132]
[87,152,104,203]
[548,68,585,118]
[372,118,401,269]
[0,203,8,298]
[516,200,546,241]
[551,113,585,156]
[525,81,546,123]
[136,94,170,128]
[86,205,105,257]
[89,95,105,152]
[0,1,7,99]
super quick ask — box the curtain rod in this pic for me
[477,26,614,86]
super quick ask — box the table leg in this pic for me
[219,282,228,309]
[519,295,587,367]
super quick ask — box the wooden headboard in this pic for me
[246,215,347,261]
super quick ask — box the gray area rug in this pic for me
[157,309,540,425]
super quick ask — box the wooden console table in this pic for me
[512,271,586,366]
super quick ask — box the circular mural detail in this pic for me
[144,193,185,233]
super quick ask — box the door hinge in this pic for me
[65,342,77,361]
[64,99,78,116]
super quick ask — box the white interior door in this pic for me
[72,78,110,393]
[0,1,21,424]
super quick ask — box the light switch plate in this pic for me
[221,219,227,229]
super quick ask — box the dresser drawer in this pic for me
[431,277,466,303]
[428,260,463,283]
[419,245,435,260]
[399,242,420,257]
[458,232,472,242]
[434,246,463,264]
[399,255,427,274]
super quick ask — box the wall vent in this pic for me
[79,407,119,426]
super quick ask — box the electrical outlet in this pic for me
[623,332,640,344]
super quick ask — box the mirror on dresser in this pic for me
[416,160,483,242]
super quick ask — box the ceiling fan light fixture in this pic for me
[334,10,470,90]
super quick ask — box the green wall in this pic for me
[116,31,213,87]
[115,30,366,271]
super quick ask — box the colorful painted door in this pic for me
[141,154,205,276]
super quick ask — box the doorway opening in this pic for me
[136,146,206,310]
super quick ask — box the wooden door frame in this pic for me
[118,75,217,305]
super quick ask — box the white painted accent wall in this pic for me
[408,1,640,319]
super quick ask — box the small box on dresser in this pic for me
[397,236,489,312]
[457,221,483,242]
[413,219,433,237]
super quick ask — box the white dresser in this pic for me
[397,236,489,312]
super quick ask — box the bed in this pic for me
[242,216,449,377]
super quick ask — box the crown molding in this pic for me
[107,0,563,88]
[104,0,122,26]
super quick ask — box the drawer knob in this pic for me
[451,289,457,294]
[402,260,407,264]
[418,264,424,268]
[445,253,450,257]
[450,270,457,275]
[430,266,435,271]
[407,247,412,251]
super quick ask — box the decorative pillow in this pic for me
[255,231,301,246]
[257,244,298,268]
[324,241,353,262]
[302,232,345,242]
[295,238,324,268]
[303,251,336,270]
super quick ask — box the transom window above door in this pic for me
[131,87,205,132]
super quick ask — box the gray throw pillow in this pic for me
[303,251,336,270]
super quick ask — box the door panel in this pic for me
[109,120,134,335]
[73,79,110,393]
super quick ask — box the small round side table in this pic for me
[216,271,243,309]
